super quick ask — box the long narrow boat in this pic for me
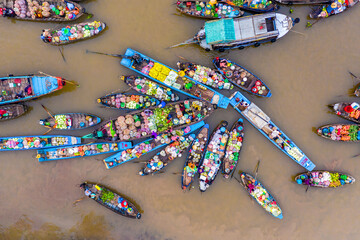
[80,182,142,219]
[176,13,295,51]
[275,0,331,4]
[213,57,271,97]
[222,118,244,179]
[230,91,316,171]
[120,48,230,109]
[139,134,195,176]
[309,0,359,18]
[37,141,132,162]
[181,124,209,190]
[239,172,283,219]
[120,76,180,102]
[177,61,234,90]
[0,104,28,121]
[198,121,229,192]
[226,0,278,12]
[40,113,101,130]
[41,21,106,45]
[330,102,360,124]
[0,0,84,22]
[295,171,355,188]
[0,135,80,151]
[97,93,161,110]
[0,74,66,105]
[316,124,360,142]
[176,1,244,19]
[103,121,205,169]
[83,100,213,142]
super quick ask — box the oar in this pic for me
[41,104,56,121]
[349,71,360,81]
[43,127,53,135]
[58,47,66,63]
[254,159,261,183]
[38,71,79,87]
[86,49,126,58]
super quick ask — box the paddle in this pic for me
[168,38,198,49]
[40,104,56,134]
[58,47,66,63]
[38,71,80,87]
[254,159,261,183]
[86,49,126,59]
[349,71,360,81]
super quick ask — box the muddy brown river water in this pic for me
[0,0,360,239]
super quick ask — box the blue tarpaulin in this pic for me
[205,18,235,44]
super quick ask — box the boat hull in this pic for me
[295,171,355,188]
[120,48,230,109]
[0,135,81,151]
[80,183,142,219]
[317,124,360,142]
[40,113,102,130]
[0,104,28,121]
[0,75,65,105]
[37,142,132,162]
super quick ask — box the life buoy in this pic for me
[252,87,258,93]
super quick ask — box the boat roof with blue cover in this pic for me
[120,48,230,109]
[230,91,316,171]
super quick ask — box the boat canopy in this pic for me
[243,103,270,129]
[205,13,279,45]
[205,18,236,44]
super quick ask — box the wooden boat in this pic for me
[120,48,230,109]
[226,0,278,12]
[176,1,244,19]
[0,74,66,105]
[198,121,229,192]
[40,113,101,130]
[309,0,359,18]
[0,104,28,121]
[177,13,295,51]
[317,124,360,142]
[103,121,205,169]
[97,93,161,110]
[0,0,84,22]
[139,134,195,176]
[82,99,214,142]
[213,57,271,97]
[177,61,234,90]
[295,171,355,188]
[41,21,106,45]
[239,172,283,219]
[275,0,331,4]
[222,118,244,179]
[331,102,360,124]
[0,135,80,151]
[80,182,142,219]
[181,124,209,190]
[121,76,180,102]
[37,141,132,162]
[230,91,316,171]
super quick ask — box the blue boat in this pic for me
[103,121,205,169]
[181,123,209,190]
[230,91,316,171]
[0,74,66,105]
[0,135,81,151]
[120,48,230,109]
[37,141,132,162]
[213,57,271,97]
[240,172,283,219]
[97,93,162,110]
